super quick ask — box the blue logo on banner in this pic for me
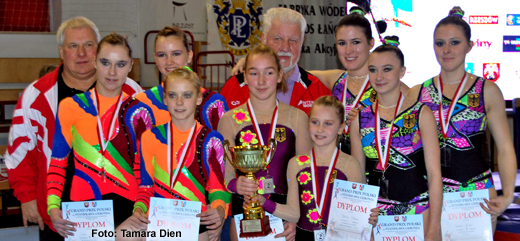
[506,14,520,26]
[503,36,520,52]
[465,63,474,74]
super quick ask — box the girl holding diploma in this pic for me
[349,37,443,241]
[47,33,142,238]
[218,44,312,241]
[408,7,517,231]
[245,95,380,240]
[122,68,228,241]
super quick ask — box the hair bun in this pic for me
[383,36,400,47]
[449,6,464,18]
[349,6,366,16]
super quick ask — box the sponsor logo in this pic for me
[483,63,500,82]
[474,39,492,49]
[359,184,364,191]
[394,216,399,222]
[352,183,357,189]
[465,63,474,74]
[181,201,186,207]
[92,202,97,207]
[402,216,407,222]
[172,1,188,21]
[503,36,520,52]
[297,100,314,108]
[506,14,520,26]
[468,191,473,197]
[173,200,178,206]
[84,202,89,208]
[214,0,263,56]
[231,100,241,106]
[460,192,465,198]
[469,15,498,24]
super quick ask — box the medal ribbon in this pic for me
[438,72,468,139]
[342,74,370,135]
[93,88,124,181]
[374,93,404,175]
[168,122,197,191]
[310,147,340,219]
[246,99,278,162]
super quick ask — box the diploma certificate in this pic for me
[147,197,202,241]
[325,180,379,241]
[233,212,285,240]
[441,190,492,241]
[62,200,114,241]
[373,215,424,241]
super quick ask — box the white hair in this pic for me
[57,16,100,46]
[263,7,306,40]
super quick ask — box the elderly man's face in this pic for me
[262,20,302,73]
[59,27,98,80]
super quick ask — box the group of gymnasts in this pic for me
[43,5,516,241]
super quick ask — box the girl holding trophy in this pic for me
[349,37,443,240]
[218,44,312,241]
[245,95,380,240]
[121,68,229,241]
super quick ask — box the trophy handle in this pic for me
[223,140,234,166]
[265,139,277,168]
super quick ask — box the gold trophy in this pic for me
[223,139,277,238]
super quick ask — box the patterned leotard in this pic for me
[332,72,376,154]
[418,77,493,192]
[359,102,430,215]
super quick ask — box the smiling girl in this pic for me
[47,33,142,238]
[350,36,443,241]
[408,7,517,232]
[218,44,312,241]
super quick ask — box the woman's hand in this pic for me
[128,208,150,230]
[231,58,246,75]
[242,194,267,209]
[481,196,514,221]
[345,106,363,126]
[236,176,258,196]
[275,221,297,241]
[368,208,380,226]
[49,208,76,238]
[197,206,225,229]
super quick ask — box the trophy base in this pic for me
[239,216,272,238]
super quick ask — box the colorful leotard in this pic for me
[331,72,376,154]
[135,121,229,215]
[294,157,348,240]
[119,84,229,163]
[418,77,493,192]
[359,102,430,215]
[47,89,138,223]
[220,102,305,216]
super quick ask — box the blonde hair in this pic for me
[57,16,100,46]
[163,67,201,94]
[310,96,346,123]
[244,44,287,93]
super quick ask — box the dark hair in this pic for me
[372,36,404,67]
[335,6,373,41]
[310,95,345,123]
[435,6,471,43]
[155,26,189,52]
[96,33,132,58]
[39,64,58,78]
[244,44,287,93]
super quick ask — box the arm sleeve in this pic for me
[134,130,155,214]
[267,157,301,223]
[207,131,232,217]
[47,99,74,213]
[5,87,40,203]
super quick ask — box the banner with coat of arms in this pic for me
[213,0,263,56]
